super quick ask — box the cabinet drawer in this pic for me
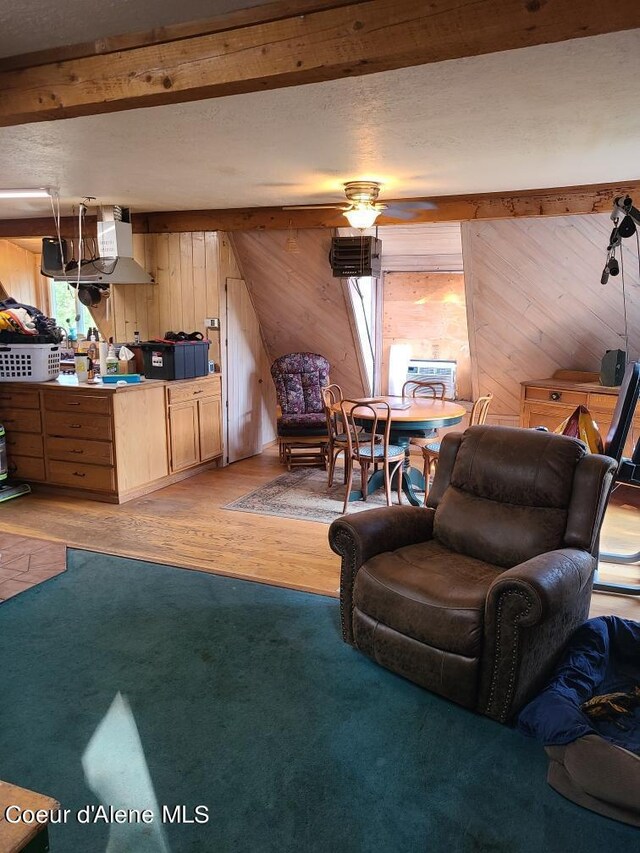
[588,393,619,412]
[46,436,114,466]
[45,412,112,441]
[0,389,39,409]
[44,392,112,416]
[7,454,46,482]
[0,409,42,433]
[47,459,116,492]
[5,432,43,458]
[167,379,220,405]
[524,387,587,406]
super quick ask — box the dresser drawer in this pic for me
[47,459,116,492]
[43,392,112,416]
[45,412,112,441]
[46,436,114,466]
[7,454,46,482]
[524,387,587,407]
[587,392,619,412]
[5,432,43,458]
[0,389,40,409]
[167,378,220,405]
[0,409,42,433]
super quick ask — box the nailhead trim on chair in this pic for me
[485,589,532,722]
[332,528,358,643]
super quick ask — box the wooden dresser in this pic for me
[520,378,639,455]
[0,374,223,503]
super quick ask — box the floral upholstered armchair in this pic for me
[271,353,331,468]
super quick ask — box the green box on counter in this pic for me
[138,341,209,380]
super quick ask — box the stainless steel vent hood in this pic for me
[41,205,154,285]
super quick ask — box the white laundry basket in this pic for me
[0,343,60,382]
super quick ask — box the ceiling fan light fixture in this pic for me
[344,204,381,230]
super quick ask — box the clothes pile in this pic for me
[517,616,640,826]
[0,298,62,343]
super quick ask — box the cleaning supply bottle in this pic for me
[106,341,119,375]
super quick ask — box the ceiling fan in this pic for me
[284,181,437,229]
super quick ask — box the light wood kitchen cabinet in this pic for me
[166,375,223,473]
[520,379,639,456]
[198,396,223,461]
[0,374,223,502]
[168,402,200,472]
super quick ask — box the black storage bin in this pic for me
[139,341,209,380]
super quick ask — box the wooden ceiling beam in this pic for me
[0,181,638,238]
[1,0,639,127]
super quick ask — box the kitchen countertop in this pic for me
[0,374,221,393]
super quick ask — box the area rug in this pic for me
[223,465,419,523]
[0,552,635,853]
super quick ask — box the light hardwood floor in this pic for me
[0,447,638,619]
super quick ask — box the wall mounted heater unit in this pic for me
[329,237,382,277]
[406,359,457,399]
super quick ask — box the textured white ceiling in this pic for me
[0,30,639,219]
[0,0,268,57]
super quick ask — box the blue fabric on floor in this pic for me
[517,617,640,754]
[0,551,637,852]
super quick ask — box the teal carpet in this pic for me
[0,551,636,852]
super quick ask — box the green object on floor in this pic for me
[0,551,636,853]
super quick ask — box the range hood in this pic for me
[41,205,154,285]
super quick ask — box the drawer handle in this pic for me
[69,424,82,429]
[3,418,15,423]
[193,390,203,395]
[70,449,84,454]
[72,471,86,477]
[550,392,561,401]
[67,401,81,406]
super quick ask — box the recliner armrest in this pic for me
[487,548,595,625]
[481,548,595,723]
[329,506,435,643]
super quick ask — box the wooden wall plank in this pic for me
[462,213,640,417]
[0,239,44,307]
[381,272,471,399]
[232,229,366,398]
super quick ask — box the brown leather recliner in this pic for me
[329,426,617,723]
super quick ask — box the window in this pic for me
[49,281,92,336]
[346,276,376,394]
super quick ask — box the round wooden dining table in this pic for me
[334,395,466,506]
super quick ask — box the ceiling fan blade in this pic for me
[383,201,438,219]
[285,203,348,210]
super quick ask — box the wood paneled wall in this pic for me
[231,229,367,398]
[462,213,640,417]
[92,231,276,450]
[0,239,49,312]
[218,236,277,448]
[382,272,471,399]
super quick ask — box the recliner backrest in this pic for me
[429,426,606,568]
[271,353,330,415]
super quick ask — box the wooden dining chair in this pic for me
[340,399,405,513]
[422,393,493,502]
[321,384,350,487]
[401,380,447,400]
[403,380,448,451]
[322,385,383,487]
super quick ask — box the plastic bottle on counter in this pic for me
[99,341,108,376]
[106,342,119,375]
